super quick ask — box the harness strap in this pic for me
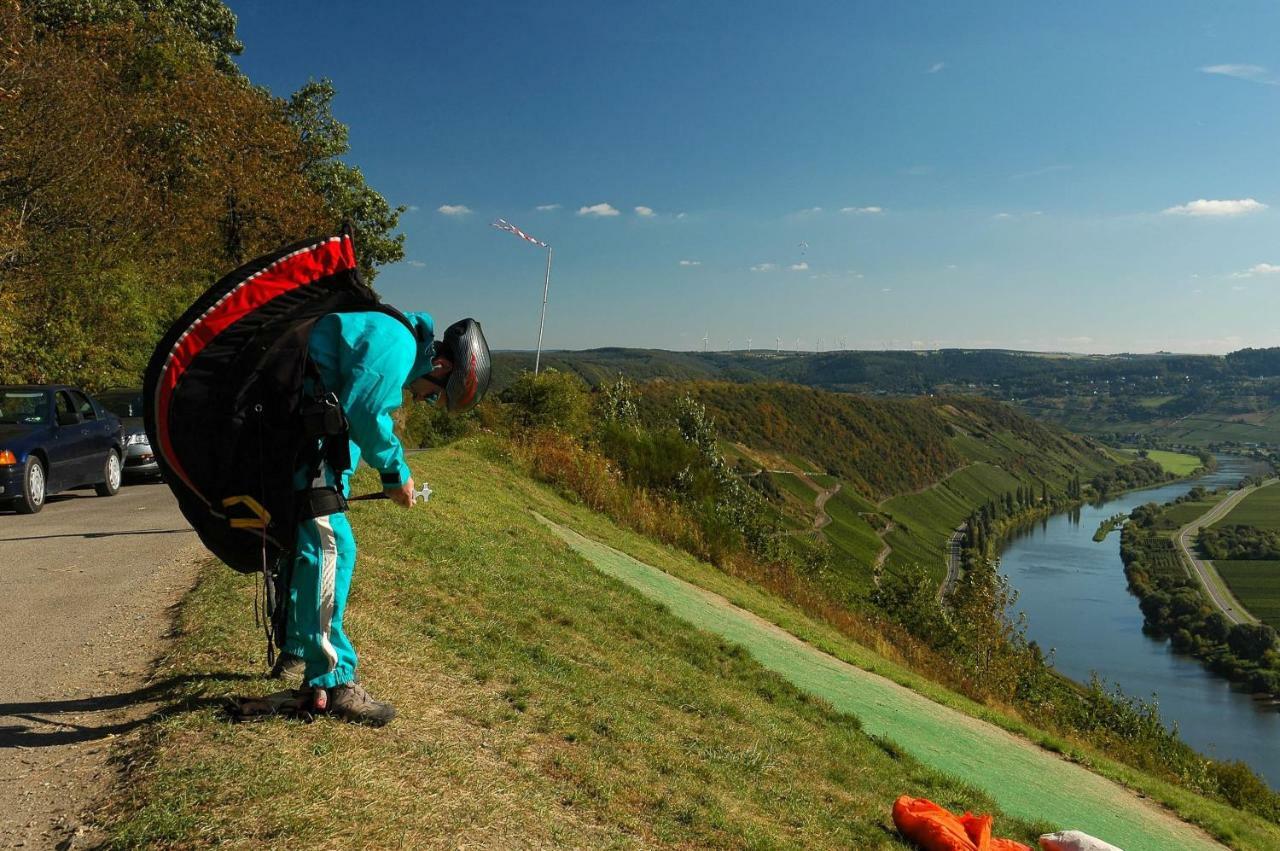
[296,486,348,520]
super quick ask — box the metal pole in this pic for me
[534,244,553,375]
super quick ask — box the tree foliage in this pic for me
[284,79,404,274]
[0,1,402,388]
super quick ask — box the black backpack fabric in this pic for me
[144,230,411,577]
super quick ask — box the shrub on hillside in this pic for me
[500,369,592,435]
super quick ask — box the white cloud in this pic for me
[946,264,959,270]
[880,287,892,293]
[750,263,778,272]
[1233,263,1280,278]
[406,260,426,268]
[1201,64,1280,86]
[578,203,620,217]
[927,62,946,74]
[634,205,655,217]
[840,205,883,214]
[792,206,823,216]
[679,259,701,267]
[437,204,471,216]
[406,204,420,213]
[535,204,561,211]
[1162,198,1267,217]
[790,262,809,271]
[675,212,689,220]
[993,212,1013,219]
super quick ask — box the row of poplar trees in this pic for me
[0,0,404,389]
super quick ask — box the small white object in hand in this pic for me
[413,482,433,504]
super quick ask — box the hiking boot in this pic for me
[320,682,397,727]
[269,652,305,680]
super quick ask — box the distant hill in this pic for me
[495,347,1280,447]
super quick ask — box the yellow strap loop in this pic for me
[222,495,271,529]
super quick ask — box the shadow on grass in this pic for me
[0,673,257,748]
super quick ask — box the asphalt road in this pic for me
[0,481,201,848]
[1174,480,1275,626]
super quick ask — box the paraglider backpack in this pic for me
[143,228,417,658]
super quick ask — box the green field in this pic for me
[1122,449,1202,477]
[1157,494,1227,530]
[1215,561,1280,631]
[1215,485,1280,532]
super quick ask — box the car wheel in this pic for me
[16,456,46,514]
[95,451,122,497]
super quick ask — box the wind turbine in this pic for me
[746,337,752,351]
[702,332,709,352]
[776,337,782,352]
[817,336,823,352]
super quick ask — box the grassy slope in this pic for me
[881,464,1020,578]
[538,515,1224,850]
[102,445,1035,848]
[99,443,1280,849]
[678,384,1119,584]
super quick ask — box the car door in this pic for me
[49,389,87,489]
[70,390,111,481]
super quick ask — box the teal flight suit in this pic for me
[284,310,436,689]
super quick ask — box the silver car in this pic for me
[96,388,160,478]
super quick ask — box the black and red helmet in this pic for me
[436,318,491,413]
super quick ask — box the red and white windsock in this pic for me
[491,218,548,248]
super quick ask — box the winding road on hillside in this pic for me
[0,484,200,848]
[940,524,966,601]
[537,514,1225,851]
[1174,481,1275,625]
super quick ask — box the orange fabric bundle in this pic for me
[892,796,1032,851]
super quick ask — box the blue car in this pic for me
[0,385,125,514]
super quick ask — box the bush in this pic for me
[499,369,592,435]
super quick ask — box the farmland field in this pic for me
[1156,494,1226,530]
[1215,560,1280,630]
[1214,484,1280,532]
[1120,449,1202,477]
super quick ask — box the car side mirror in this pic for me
[56,411,79,426]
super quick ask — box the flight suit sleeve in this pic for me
[335,325,414,489]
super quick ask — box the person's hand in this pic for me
[386,478,416,508]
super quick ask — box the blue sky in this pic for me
[232,1,1280,354]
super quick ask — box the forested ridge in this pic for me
[630,381,1114,501]
[0,0,403,389]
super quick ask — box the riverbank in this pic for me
[996,455,1280,789]
[1119,481,1280,699]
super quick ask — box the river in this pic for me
[998,455,1280,787]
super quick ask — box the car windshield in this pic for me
[0,390,47,425]
[97,391,144,418]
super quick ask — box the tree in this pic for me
[26,0,243,71]
[1227,623,1278,662]
[284,79,404,275]
[0,2,327,386]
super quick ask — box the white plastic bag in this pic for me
[1038,830,1124,851]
